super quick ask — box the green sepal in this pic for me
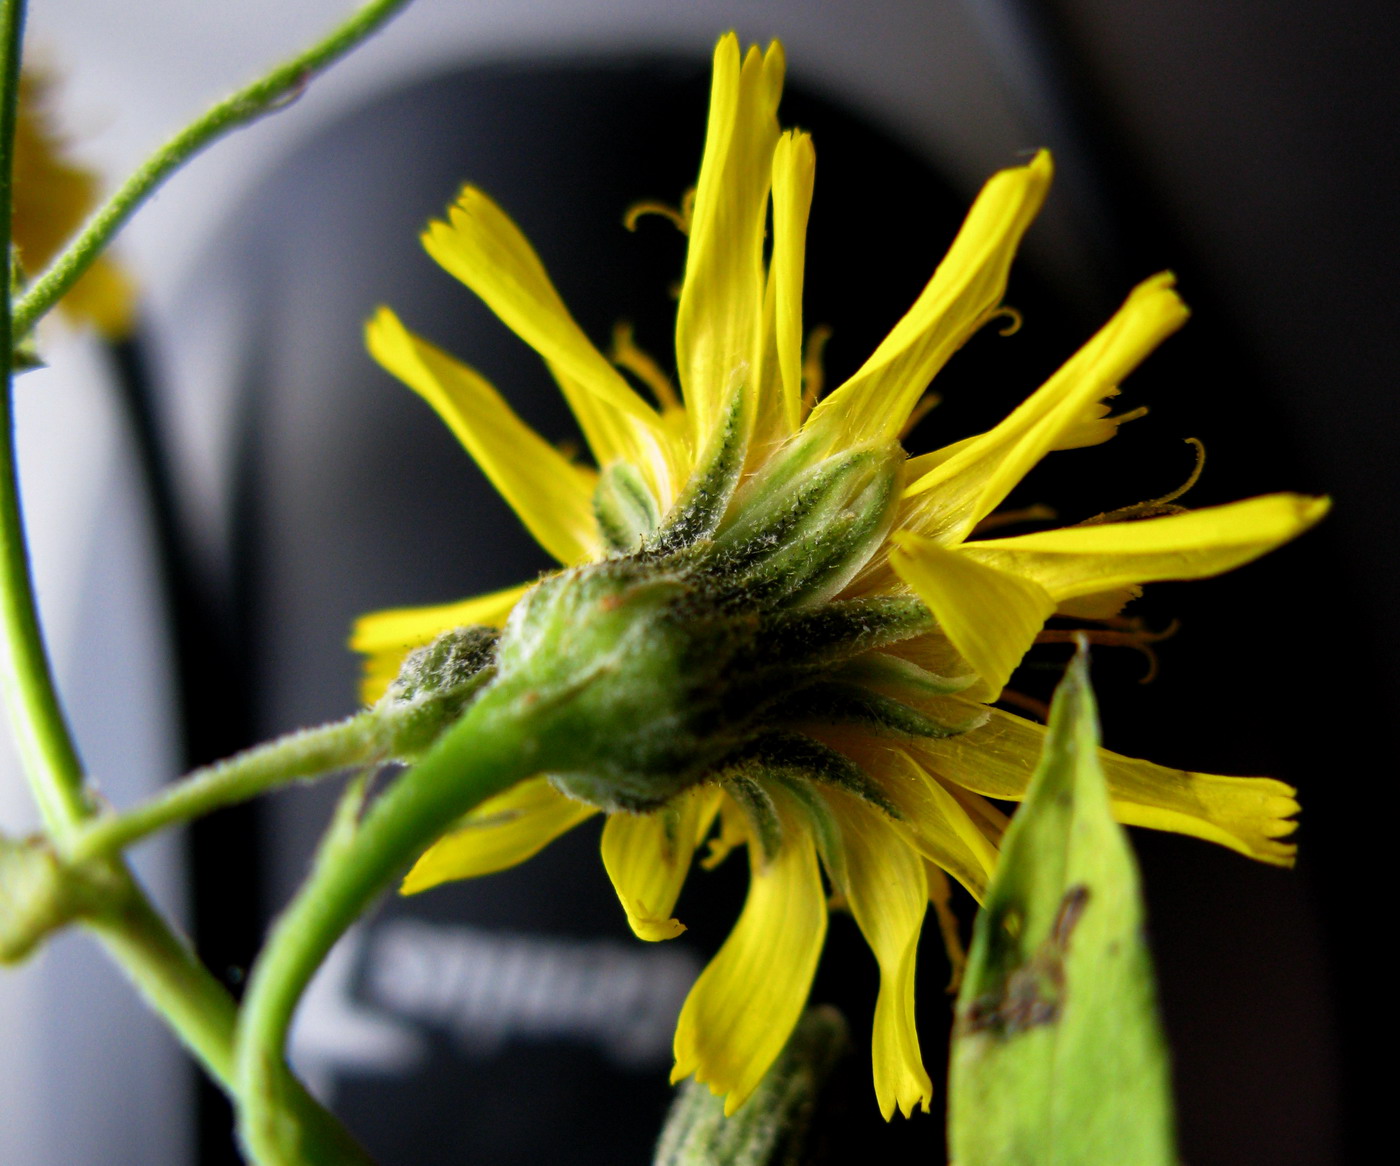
[709,447,880,563]
[650,384,748,552]
[653,1006,850,1166]
[750,597,931,670]
[378,625,499,760]
[767,681,985,740]
[707,443,902,607]
[714,598,932,718]
[725,731,898,819]
[723,774,783,865]
[766,774,849,896]
[831,650,975,697]
[594,461,661,552]
[947,643,1178,1166]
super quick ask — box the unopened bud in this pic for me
[389,438,949,826]
[380,626,499,759]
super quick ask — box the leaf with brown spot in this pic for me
[948,644,1177,1165]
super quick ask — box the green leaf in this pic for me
[948,643,1177,1165]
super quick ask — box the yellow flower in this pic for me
[12,69,133,338]
[355,34,1324,1119]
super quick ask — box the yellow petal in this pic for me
[859,745,1001,901]
[901,433,979,484]
[903,273,1189,543]
[962,493,1331,601]
[401,777,598,894]
[803,152,1053,452]
[555,363,684,510]
[1055,586,1141,620]
[422,186,678,497]
[366,308,600,565]
[676,35,785,448]
[910,707,1300,865]
[825,790,933,1119]
[601,787,716,941]
[672,784,826,1115]
[701,794,749,870]
[770,130,816,436]
[350,581,530,703]
[890,532,1056,699]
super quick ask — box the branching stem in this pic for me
[70,711,388,861]
[87,866,373,1163]
[0,5,421,1160]
[11,0,415,338]
[235,688,536,1164]
[1,0,92,845]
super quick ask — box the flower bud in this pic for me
[379,626,498,760]
[708,442,903,605]
[443,442,924,814]
[481,560,759,810]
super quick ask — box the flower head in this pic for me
[356,34,1324,1118]
[12,69,133,338]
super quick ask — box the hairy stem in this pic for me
[86,866,372,1163]
[70,710,388,861]
[0,0,92,845]
[12,0,416,337]
[234,688,535,1164]
[0,6,415,1158]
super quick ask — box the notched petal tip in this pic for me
[1295,494,1333,526]
[630,914,688,941]
[670,797,826,1116]
[761,38,787,93]
[1025,147,1054,181]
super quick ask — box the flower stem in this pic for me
[0,0,92,846]
[11,0,416,338]
[87,869,242,1085]
[234,687,536,1164]
[69,710,388,861]
[0,8,407,1156]
[86,865,373,1163]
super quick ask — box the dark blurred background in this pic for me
[5,1,1393,1163]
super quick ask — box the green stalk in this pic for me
[0,0,91,844]
[69,710,388,861]
[0,6,412,1157]
[11,0,415,338]
[86,869,243,1085]
[234,688,536,1164]
[87,866,372,1163]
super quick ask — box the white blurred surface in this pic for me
[0,335,186,1164]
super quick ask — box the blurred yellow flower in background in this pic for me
[354,34,1324,1119]
[13,69,133,338]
